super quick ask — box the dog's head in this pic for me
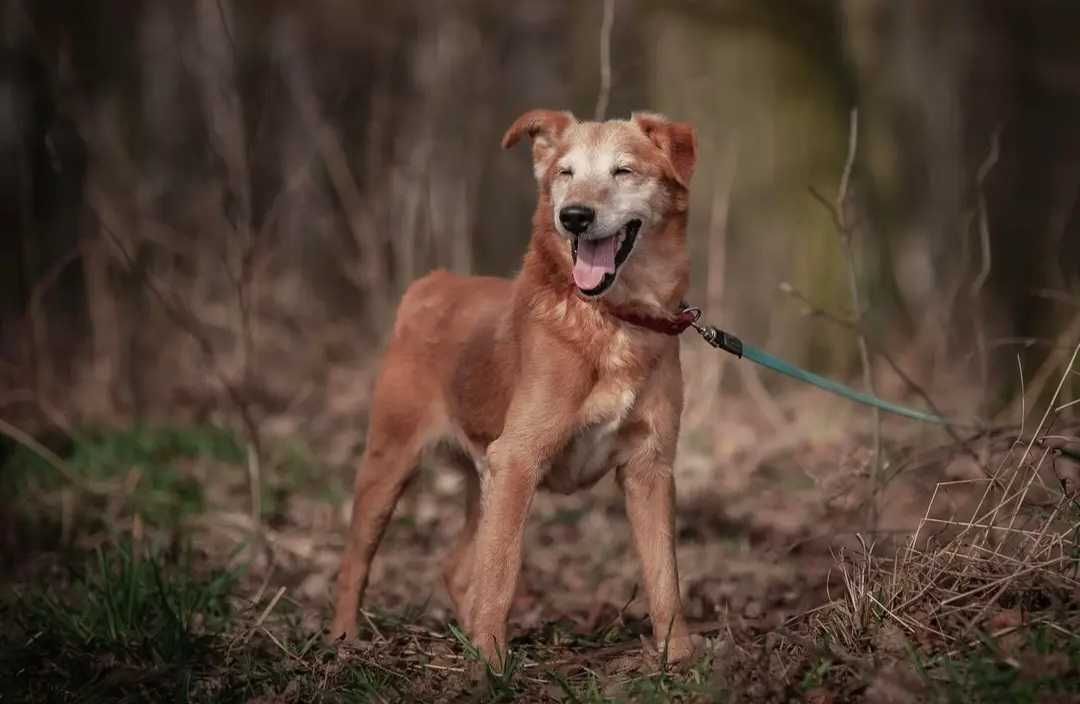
[503,110,696,300]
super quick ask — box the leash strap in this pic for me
[709,330,957,425]
[612,302,970,428]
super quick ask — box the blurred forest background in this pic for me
[3,0,1079,466]
[3,1,1080,700]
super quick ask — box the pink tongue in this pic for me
[573,236,617,290]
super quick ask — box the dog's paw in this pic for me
[642,633,701,670]
[324,620,359,646]
[663,634,701,667]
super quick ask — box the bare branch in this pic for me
[90,200,266,540]
[837,109,859,221]
[832,108,882,523]
[594,0,615,121]
[778,280,996,483]
[27,248,81,433]
[970,126,1002,405]
[0,417,108,496]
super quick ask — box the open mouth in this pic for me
[570,219,641,297]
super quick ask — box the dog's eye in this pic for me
[557,167,574,178]
[612,166,634,177]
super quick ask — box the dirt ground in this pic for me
[4,353,1079,701]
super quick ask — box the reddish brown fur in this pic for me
[330,110,699,670]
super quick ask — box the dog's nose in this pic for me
[559,205,595,235]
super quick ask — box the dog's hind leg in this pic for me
[329,369,431,641]
[442,468,480,624]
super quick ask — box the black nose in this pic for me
[559,205,596,235]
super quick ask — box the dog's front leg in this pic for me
[466,355,584,671]
[618,459,695,664]
[466,437,540,669]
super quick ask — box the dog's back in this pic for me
[385,269,517,450]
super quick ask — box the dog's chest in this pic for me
[543,379,637,494]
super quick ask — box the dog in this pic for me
[330,109,698,670]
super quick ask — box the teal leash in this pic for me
[679,305,974,429]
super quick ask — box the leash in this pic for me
[607,302,971,429]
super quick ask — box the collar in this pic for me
[604,302,700,336]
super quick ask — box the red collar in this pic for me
[605,304,700,336]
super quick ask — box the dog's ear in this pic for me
[632,112,697,189]
[502,109,576,180]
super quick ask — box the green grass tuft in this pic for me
[2,424,246,528]
[1,541,235,703]
[924,625,1080,704]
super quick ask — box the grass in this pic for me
[1,542,234,702]
[0,540,728,702]
[778,345,1080,702]
[930,625,1080,703]
[2,348,1080,704]
[0,424,736,702]
[0,423,349,545]
[0,424,242,529]
[0,540,431,703]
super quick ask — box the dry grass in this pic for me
[785,343,1080,700]
[3,351,1079,701]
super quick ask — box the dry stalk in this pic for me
[704,142,737,460]
[278,31,392,329]
[0,417,109,496]
[193,0,266,547]
[838,109,881,524]
[984,342,1080,541]
[808,108,882,523]
[593,0,615,121]
[26,248,81,434]
[778,280,993,481]
[802,351,1080,670]
[93,206,266,552]
[970,127,1002,405]
[998,311,1080,429]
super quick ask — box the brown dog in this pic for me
[330,109,697,669]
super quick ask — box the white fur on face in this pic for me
[548,124,664,241]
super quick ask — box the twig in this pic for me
[260,626,305,664]
[0,417,107,496]
[1033,289,1080,307]
[998,312,1080,425]
[778,280,994,481]
[1015,343,1080,483]
[834,109,882,525]
[26,248,81,434]
[971,126,1002,412]
[1017,354,1026,439]
[422,663,465,673]
[361,609,386,642]
[773,627,871,672]
[246,443,262,552]
[241,585,287,645]
[594,0,615,121]
[706,141,737,459]
[943,624,1027,659]
[980,343,1080,540]
[837,110,858,212]
[196,0,265,544]
[280,41,391,328]
[938,557,1068,607]
[91,207,266,546]
[970,126,1001,299]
